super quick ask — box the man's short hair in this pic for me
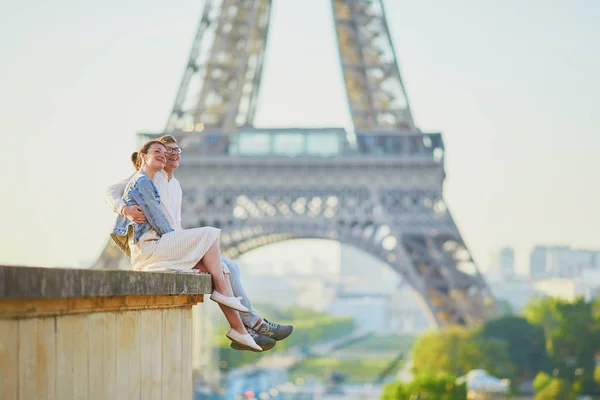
[158,135,178,144]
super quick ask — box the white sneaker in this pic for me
[226,328,262,352]
[209,291,249,313]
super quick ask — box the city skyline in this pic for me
[1,0,598,277]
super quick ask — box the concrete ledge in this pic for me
[0,265,212,298]
[0,294,205,318]
[0,265,211,399]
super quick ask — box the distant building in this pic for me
[532,278,585,301]
[235,273,301,309]
[535,267,600,301]
[485,247,515,282]
[497,247,515,278]
[570,249,600,270]
[582,268,600,299]
[295,277,337,311]
[490,269,600,311]
[388,284,433,334]
[339,245,399,294]
[328,295,389,332]
[327,285,434,335]
[488,279,543,312]
[323,245,432,333]
[529,246,600,279]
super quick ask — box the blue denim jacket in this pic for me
[110,171,174,257]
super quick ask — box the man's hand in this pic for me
[122,205,146,224]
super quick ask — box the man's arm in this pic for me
[105,173,146,222]
[129,178,174,236]
[105,175,131,214]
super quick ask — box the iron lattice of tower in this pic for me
[96,0,494,327]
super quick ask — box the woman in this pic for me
[110,140,261,351]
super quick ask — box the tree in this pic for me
[479,315,550,381]
[522,296,562,354]
[495,298,515,316]
[411,326,515,381]
[592,295,600,321]
[524,296,600,395]
[382,373,466,400]
[533,371,577,400]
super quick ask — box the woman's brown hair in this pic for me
[131,140,166,170]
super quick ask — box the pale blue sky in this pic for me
[0,0,598,274]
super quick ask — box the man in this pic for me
[105,135,293,352]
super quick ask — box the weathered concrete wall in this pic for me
[0,266,212,400]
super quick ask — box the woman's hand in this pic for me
[122,205,146,224]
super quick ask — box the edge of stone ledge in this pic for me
[0,265,213,298]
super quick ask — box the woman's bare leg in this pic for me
[194,261,208,273]
[194,260,235,299]
[196,241,231,294]
[193,242,247,334]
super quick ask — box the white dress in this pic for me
[108,171,229,273]
[128,227,221,272]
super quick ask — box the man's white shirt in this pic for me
[105,170,183,230]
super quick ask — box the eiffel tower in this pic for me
[96,0,494,327]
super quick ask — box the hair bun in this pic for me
[131,151,139,169]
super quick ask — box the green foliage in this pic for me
[593,296,600,321]
[533,371,552,392]
[479,315,550,381]
[254,304,332,322]
[273,314,355,352]
[494,298,515,316]
[341,334,414,353]
[523,296,562,354]
[288,357,403,384]
[411,325,515,381]
[523,296,600,394]
[215,306,355,370]
[382,373,466,400]
[533,371,577,400]
[401,296,600,397]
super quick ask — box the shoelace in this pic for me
[261,319,279,333]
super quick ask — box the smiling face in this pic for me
[164,143,181,171]
[141,143,167,171]
[158,135,182,175]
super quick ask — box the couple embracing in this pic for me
[106,136,293,352]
